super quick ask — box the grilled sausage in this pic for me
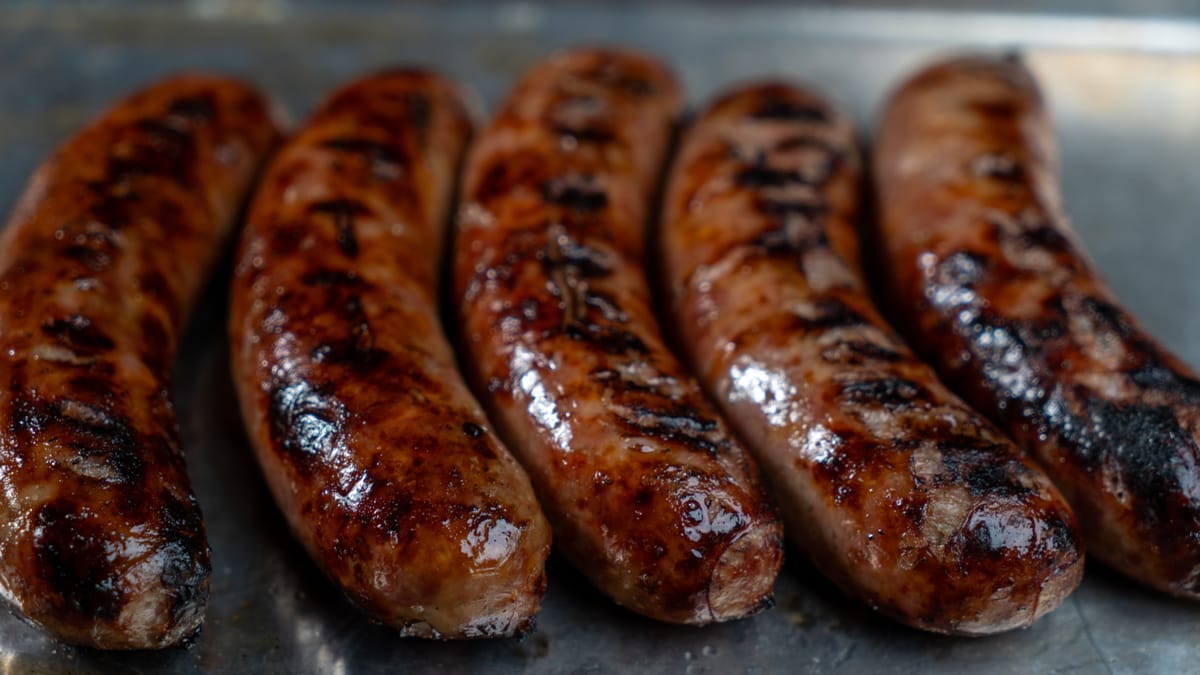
[230,70,552,638]
[0,75,278,649]
[659,81,1084,634]
[453,48,784,624]
[872,54,1200,596]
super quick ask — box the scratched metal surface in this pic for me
[0,2,1199,673]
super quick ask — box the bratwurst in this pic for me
[453,48,784,624]
[659,81,1084,634]
[873,54,1200,596]
[230,70,552,638]
[0,74,279,648]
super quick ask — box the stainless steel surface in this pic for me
[1,3,1199,673]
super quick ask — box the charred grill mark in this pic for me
[735,164,808,189]
[750,96,831,123]
[462,422,485,438]
[308,199,369,258]
[62,244,113,272]
[50,398,145,484]
[43,315,115,354]
[757,197,828,221]
[615,404,722,454]
[155,492,209,625]
[538,227,645,353]
[734,148,840,187]
[797,298,868,331]
[166,94,216,122]
[139,312,172,377]
[563,323,648,355]
[542,177,609,213]
[301,268,366,288]
[838,377,927,408]
[309,295,388,371]
[552,124,616,145]
[820,339,905,366]
[33,499,125,620]
[108,118,197,187]
[749,204,830,258]
[320,136,406,181]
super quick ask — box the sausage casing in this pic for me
[230,70,552,638]
[873,54,1200,596]
[0,75,279,648]
[660,82,1084,634]
[453,49,784,625]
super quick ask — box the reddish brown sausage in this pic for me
[659,81,1084,634]
[873,54,1200,596]
[230,71,552,638]
[453,49,784,624]
[0,75,278,648]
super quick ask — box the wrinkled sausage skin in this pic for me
[0,75,279,649]
[873,54,1200,596]
[453,49,784,625]
[230,71,552,639]
[660,82,1084,635]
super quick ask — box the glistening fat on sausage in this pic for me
[872,53,1200,597]
[229,70,553,639]
[0,74,280,649]
[453,48,784,625]
[659,81,1084,634]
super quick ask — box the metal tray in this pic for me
[1,2,1199,672]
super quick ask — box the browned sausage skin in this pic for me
[660,82,1084,634]
[453,48,783,625]
[230,70,552,638]
[0,75,279,649]
[873,54,1200,596]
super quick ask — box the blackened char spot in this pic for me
[268,379,346,470]
[838,377,926,407]
[62,244,112,272]
[33,499,125,620]
[43,315,114,354]
[155,492,209,625]
[462,422,485,438]
[1128,361,1200,403]
[308,199,368,258]
[1071,400,1198,527]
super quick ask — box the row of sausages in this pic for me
[0,47,1197,650]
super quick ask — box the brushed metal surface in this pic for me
[0,3,1198,673]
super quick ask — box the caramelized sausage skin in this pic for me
[230,71,552,638]
[660,82,1083,634]
[453,49,783,625]
[0,75,278,649]
[873,54,1200,596]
